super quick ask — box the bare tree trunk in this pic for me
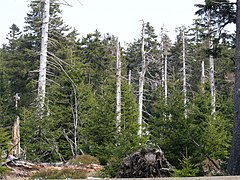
[164,53,168,105]
[201,60,205,92]
[12,93,21,157]
[160,28,165,89]
[182,30,187,119]
[160,27,168,104]
[227,0,240,175]
[116,39,121,130]
[138,21,147,137]
[12,116,20,157]
[72,85,78,157]
[209,53,216,116]
[37,0,50,116]
[128,70,131,85]
[208,11,216,116]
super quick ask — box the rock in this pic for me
[117,147,174,178]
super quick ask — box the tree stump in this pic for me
[117,147,174,178]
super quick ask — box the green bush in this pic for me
[172,155,199,177]
[0,165,9,178]
[0,126,10,178]
[68,154,100,165]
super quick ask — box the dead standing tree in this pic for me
[207,9,216,117]
[182,28,188,119]
[116,38,121,130]
[11,93,21,157]
[138,21,147,136]
[37,0,50,117]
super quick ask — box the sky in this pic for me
[0,0,232,45]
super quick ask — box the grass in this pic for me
[31,168,88,179]
[68,154,100,165]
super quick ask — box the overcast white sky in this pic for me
[1,0,233,45]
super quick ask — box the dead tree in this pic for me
[37,0,50,117]
[201,60,206,92]
[12,93,21,157]
[116,38,121,130]
[138,21,147,136]
[182,29,187,119]
[208,10,216,116]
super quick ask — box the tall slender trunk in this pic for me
[209,53,216,116]
[164,53,168,105]
[160,28,167,104]
[116,39,121,130]
[201,60,205,92]
[72,85,78,157]
[161,40,165,89]
[12,116,20,156]
[138,22,146,136]
[208,10,216,116]
[128,70,131,85]
[12,93,21,157]
[227,0,240,175]
[37,0,50,116]
[182,30,187,118]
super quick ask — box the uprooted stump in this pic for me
[117,147,175,178]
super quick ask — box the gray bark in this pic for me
[159,27,168,105]
[182,30,187,119]
[72,85,78,157]
[208,10,216,116]
[227,0,240,175]
[161,37,165,89]
[164,53,168,105]
[138,21,147,136]
[128,70,131,85]
[37,0,50,116]
[201,60,206,92]
[116,39,121,130]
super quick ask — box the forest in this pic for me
[0,0,239,178]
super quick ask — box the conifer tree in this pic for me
[19,0,79,162]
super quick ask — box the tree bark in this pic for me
[208,10,216,117]
[164,53,168,105]
[37,0,50,117]
[12,116,20,157]
[201,60,206,92]
[227,0,240,175]
[159,27,169,105]
[12,93,21,157]
[138,21,146,136]
[72,84,78,157]
[116,39,121,130]
[128,69,131,85]
[182,30,187,119]
[160,27,167,98]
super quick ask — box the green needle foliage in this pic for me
[0,0,236,177]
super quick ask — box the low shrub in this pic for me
[68,154,100,165]
[31,168,88,179]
